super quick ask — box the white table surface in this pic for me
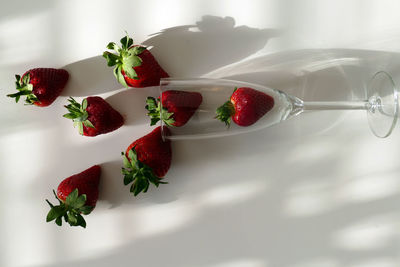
[2,1,400,267]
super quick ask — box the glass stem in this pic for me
[303,100,369,111]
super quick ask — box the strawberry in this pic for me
[7,68,69,106]
[103,34,169,88]
[63,96,124,136]
[146,90,203,127]
[45,165,101,228]
[122,126,172,196]
[216,87,274,127]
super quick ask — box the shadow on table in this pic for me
[36,147,400,267]
[104,86,160,127]
[143,15,280,77]
[61,55,122,97]
[58,15,279,97]
[207,48,400,101]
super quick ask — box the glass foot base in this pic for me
[367,71,398,138]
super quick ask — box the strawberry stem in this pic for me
[63,97,95,135]
[145,96,175,127]
[103,33,146,88]
[6,74,38,105]
[215,101,235,127]
[45,189,94,228]
[121,148,167,196]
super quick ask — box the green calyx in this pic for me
[6,74,38,105]
[215,100,235,127]
[215,87,238,127]
[45,189,94,228]
[121,148,167,196]
[103,33,146,88]
[145,97,175,127]
[63,97,95,135]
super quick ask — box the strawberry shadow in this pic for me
[99,159,180,209]
[104,86,160,127]
[61,55,121,97]
[143,15,280,77]
[98,160,128,208]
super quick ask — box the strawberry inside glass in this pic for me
[158,78,287,140]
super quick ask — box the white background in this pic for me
[2,1,400,267]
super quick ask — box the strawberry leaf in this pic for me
[150,118,160,126]
[83,120,95,128]
[145,97,158,110]
[46,205,65,222]
[78,122,84,135]
[65,188,79,206]
[53,190,62,205]
[67,212,78,225]
[106,42,120,52]
[128,149,137,163]
[114,66,129,88]
[45,189,93,228]
[63,97,96,135]
[132,46,146,55]
[125,54,142,67]
[22,74,29,84]
[120,35,133,50]
[124,173,134,186]
[145,96,175,127]
[55,216,62,226]
[79,206,94,215]
[76,214,86,228]
[63,113,75,119]
[121,53,141,79]
[143,180,150,193]
[104,33,143,88]
[7,73,38,105]
[122,153,131,169]
[103,51,120,67]
[82,98,88,110]
[160,108,175,126]
[215,100,235,127]
[121,148,167,196]
[75,194,87,209]
[122,64,138,80]
[133,178,149,196]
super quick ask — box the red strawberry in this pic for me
[63,96,124,136]
[146,90,203,127]
[216,87,274,127]
[122,126,172,196]
[103,34,169,88]
[7,68,69,106]
[45,165,101,228]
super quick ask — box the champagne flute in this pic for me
[158,71,398,140]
